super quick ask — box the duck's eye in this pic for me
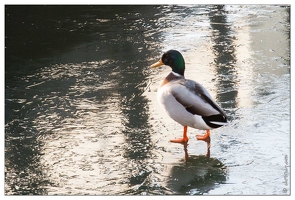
[162,54,170,63]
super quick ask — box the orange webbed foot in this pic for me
[170,138,188,143]
[196,130,210,142]
[170,126,188,144]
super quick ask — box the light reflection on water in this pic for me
[5,5,290,195]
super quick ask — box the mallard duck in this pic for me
[151,50,227,143]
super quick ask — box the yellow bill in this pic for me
[150,59,164,68]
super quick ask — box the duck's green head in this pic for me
[150,50,185,76]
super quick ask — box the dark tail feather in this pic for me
[202,114,227,128]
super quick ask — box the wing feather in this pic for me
[169,79,226,118]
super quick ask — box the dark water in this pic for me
[5,5,290,195]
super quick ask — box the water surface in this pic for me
[5,5,290,195]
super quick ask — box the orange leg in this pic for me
[170,126,189,143]
[196,130,210,141]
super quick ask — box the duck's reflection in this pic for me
[166,150,227,195]
[182,139,211,161]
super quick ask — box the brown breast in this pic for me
[160,72,183,87]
